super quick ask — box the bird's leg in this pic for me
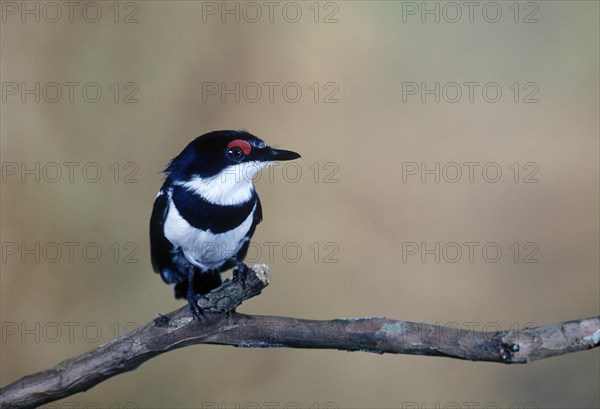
[232,259,249,289]
[187,267,204,320]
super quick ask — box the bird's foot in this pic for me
[233,262,249,289]
[187,290,206,321]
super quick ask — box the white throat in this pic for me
[179,161,271,206]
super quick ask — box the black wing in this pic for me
[149,188,180,284]
[246,193,262,239]
[232,194,263,264]
[253,194,263,226]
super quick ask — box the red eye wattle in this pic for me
[227,140,252,155]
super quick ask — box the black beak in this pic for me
[256,147,301,162]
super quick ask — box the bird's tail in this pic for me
[174,269,222,299]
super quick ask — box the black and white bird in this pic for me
[150,130,300,319]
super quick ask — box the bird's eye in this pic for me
[228,147,244,160]
[226,140,252,161]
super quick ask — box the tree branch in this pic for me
[1,265,598,409]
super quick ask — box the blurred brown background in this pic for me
[1,1,598,408]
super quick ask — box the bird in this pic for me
[150,130,301,319]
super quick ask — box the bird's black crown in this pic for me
[165,130,300,181]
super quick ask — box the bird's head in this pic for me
[165,130,301,205]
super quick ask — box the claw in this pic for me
[187,292,204,320]
[187,268,205,320]
[233,262,248,289]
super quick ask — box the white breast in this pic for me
[178,161,271,206]
[163,195,255,270]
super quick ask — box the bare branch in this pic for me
[1,264,598,409]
